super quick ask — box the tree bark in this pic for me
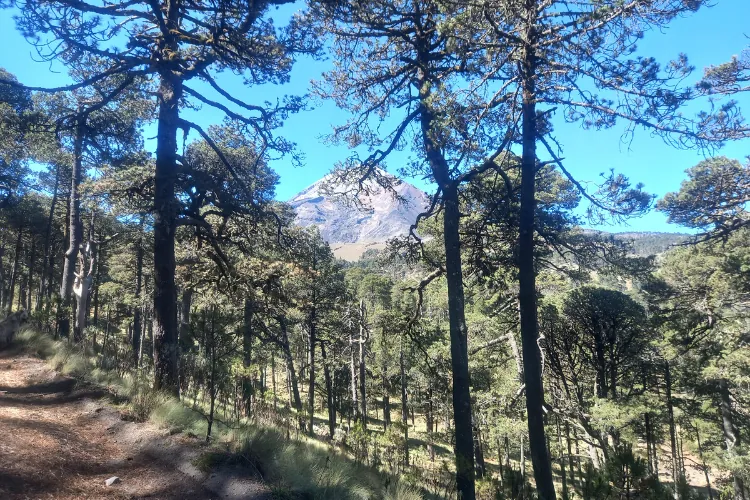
[18,244,27,311]
[645,412,657,477]
[359,299,367,425]
[152,58,183,396]
[92,239,103,327]
[242,299,254,413]
[349,320,359,422]
[101,306,111,366]
[383,369,391,431]
[665,362,679,500]
[133,220,144,366]
[517,5,556,496]
[180,288,192,345]
[278,315,303,428]
[38,163,60,311]
[271,352,278,411]
[25,238,35,311]
[473,416,485,479]
[46,229,58,304]
[0,246,5,313]
[60,116,84,338]
[439,182,476,500]
[73,240,97,342]
[7,226,23,315]
[206,306,217,441]
[321,342,335,439]
[719,378,746,500]
[307,314,316,435]
[400,341,409,466]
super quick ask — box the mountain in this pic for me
[583,229,690,256]
[289,170,430,260]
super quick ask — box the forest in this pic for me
[0,0,749,499]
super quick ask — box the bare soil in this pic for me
[0,349,268,500]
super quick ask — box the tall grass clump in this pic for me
[15,327,57,358]
[382,481,423,500]
[150,398,208,435]
[221,426,421,499]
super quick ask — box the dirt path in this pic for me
[0,350,267,500]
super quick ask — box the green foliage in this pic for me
[580,446,675,500]
[659,157,750,238]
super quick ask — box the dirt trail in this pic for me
[0,350,267,500]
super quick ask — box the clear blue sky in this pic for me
[1,0,749,233]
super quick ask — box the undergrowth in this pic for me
[14,328,422,499]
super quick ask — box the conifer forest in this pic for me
[1,0,750,498]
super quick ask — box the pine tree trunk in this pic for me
[92,241,102,327]
[271,352,278,411]
[518,8,556,497]
[0,246,5,312]
[7,226,23,315]
[180,288,192,346]
[427,383,434,462]
[383,370,390,431]
[321,342,335,439]
[132,221,144,366]
[60,117,84,338]
[358,299,367,425]
[473,416,485,479]
[101,306,111,367]
[307,314,316,436]
[38,163,60,311]
[152,65,182,396]
[73,237,97,343]
[400,342,409,467]
[46,230,58,304]
[25,239,35,311]
[645,412,654,475]
[278,316,303,427]
[18,248,26,312]
[441,182,476,500]
[719,379,746,500]
[242,299,254,414]
[350,323,359,422]
[665,362,679,500]
[206,307,217,441]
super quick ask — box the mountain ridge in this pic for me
[289,169,430,249]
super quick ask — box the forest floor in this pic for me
[0,349,270,500]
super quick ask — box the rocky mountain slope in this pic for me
[289,170,430,258]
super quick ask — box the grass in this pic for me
[13,328,423,500]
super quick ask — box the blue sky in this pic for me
[1,0,749,233]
